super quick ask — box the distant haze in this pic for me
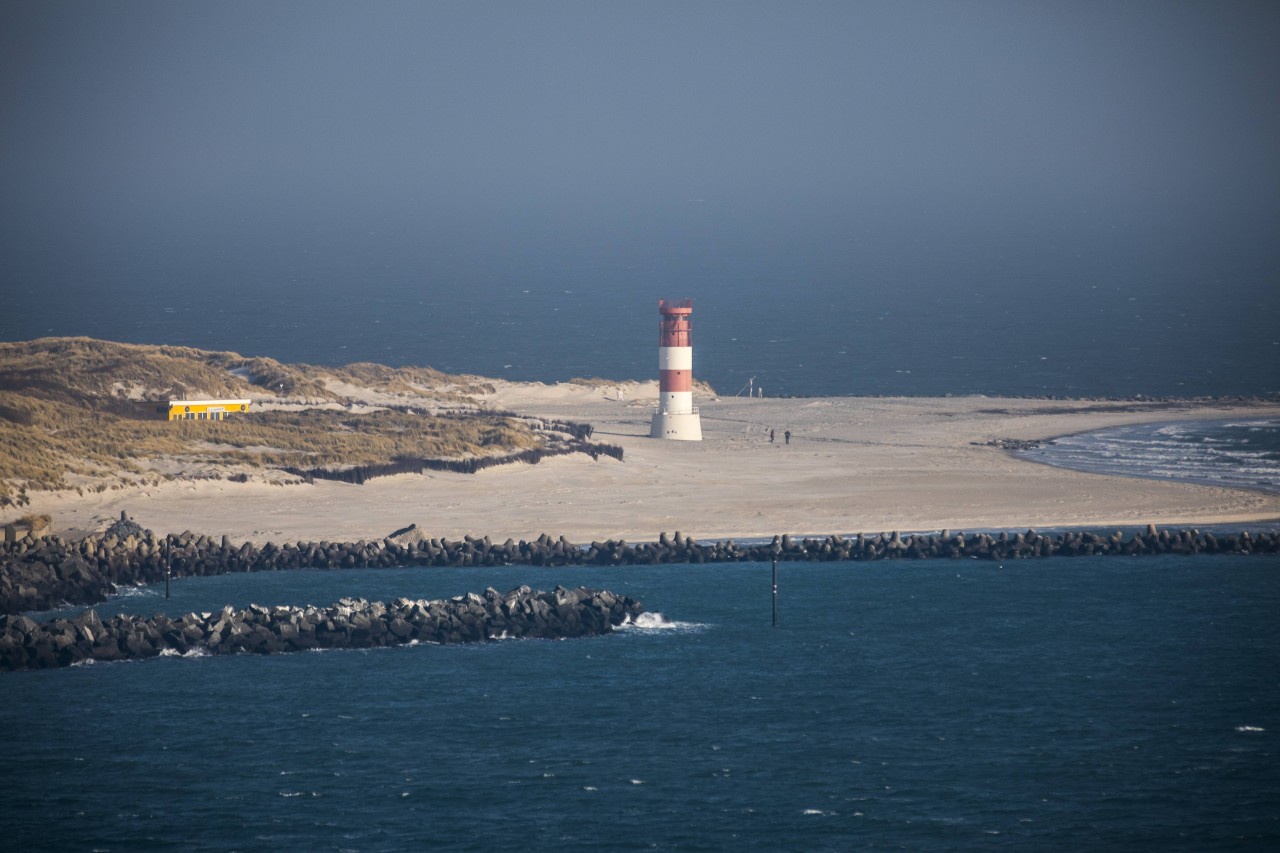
[2,1,1277,396]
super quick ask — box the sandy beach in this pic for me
[24,383,1280,544]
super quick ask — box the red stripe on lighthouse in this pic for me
[659,369,692,392]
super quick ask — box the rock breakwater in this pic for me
[2,519,1277,616]
[0,585,644,671]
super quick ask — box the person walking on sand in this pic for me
[784,430,791,445]
[769,429,775,443]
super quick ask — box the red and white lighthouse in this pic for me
[650,298,703,441]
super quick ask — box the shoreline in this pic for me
[15,388,1280,543]
[1015,416,1280,498]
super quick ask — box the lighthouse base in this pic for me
[650,411,703,441]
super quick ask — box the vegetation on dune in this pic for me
[326,362,495,398]
[567,375,717,395]
[0,401,538,501]
[566,376,632,388]
[0,337,498,405]
[0,338,252,406]
[0,337,333,404]
[222,356,333,399]
[0,337,540,506]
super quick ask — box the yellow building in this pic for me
[162,399,251,421]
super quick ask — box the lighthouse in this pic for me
[650,298,703,441]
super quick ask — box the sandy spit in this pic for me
[23,381,1280,544]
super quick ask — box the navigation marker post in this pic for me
[772,558,778,627]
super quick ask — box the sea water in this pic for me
[6,557,1279,851]
[5,269,1278,399]
[5,230,1279,850]
[1022,419,1280,496]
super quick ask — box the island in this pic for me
[2,336,1279,545]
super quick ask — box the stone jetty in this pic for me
[0,585,645,671]
[2,514,1277,617]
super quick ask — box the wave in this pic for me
[113,585,163,599]
[69,657,141,668]
[1020,419,1280,495]
[619,612,709,634]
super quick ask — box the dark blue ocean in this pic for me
[4,258,1278,399]
[7,557,1280,851]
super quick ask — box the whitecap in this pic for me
[1236,725,1265,733]
[619,612,709,633]
[114,585,160,599]
[1022,418,1280,495]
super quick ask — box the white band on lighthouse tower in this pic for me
[657,346,693,372]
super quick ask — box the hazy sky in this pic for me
[2,1,1277,390]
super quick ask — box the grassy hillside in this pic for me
[0,338,533,507]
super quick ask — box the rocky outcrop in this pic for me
[2,519,1277,616]
[975,438,1043,451]
[0,586,644,671]
[283,434,623,484]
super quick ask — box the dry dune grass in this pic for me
[0,337,539,506]
[568,375,716,395]
[0,337,327,403]
[0,337,499,404]
[326,362,495,398]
